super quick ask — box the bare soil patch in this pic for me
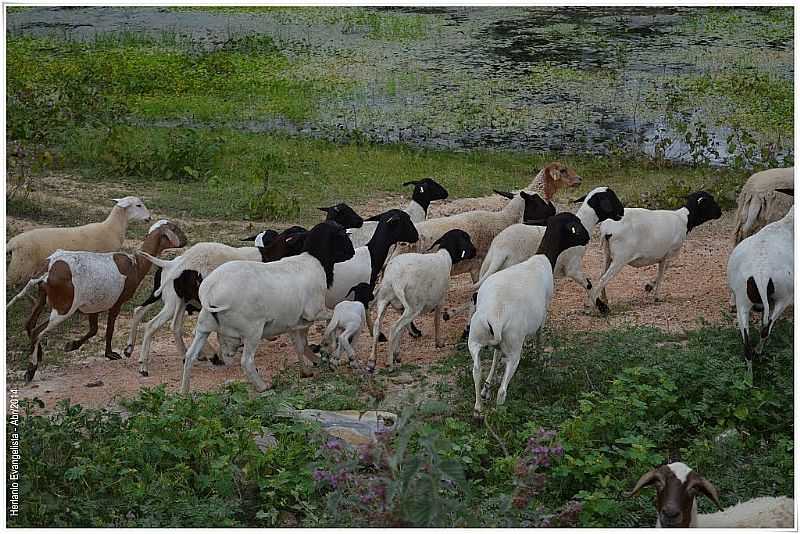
[7,183,745,411]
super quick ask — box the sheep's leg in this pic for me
[480,349,501,401]
[180,328,211,394]
[469,339,484,419]
[241,334,270,392]
[368,299,389,373]
[591,258,627,315]
[26,309,71,383]
[408,321,423,338]
[64,313,99,352]
[470,267,480,284]
[756,300,790,356]
[103,307,123,360]
[599,242,612,303]
[138,299,177,376]
[344,331,362,370]
[125,301,158,358]
[562,251,592,306]
[734,295,754,381]
[290,328,318,377]
[387,307,417,369]
[434,305,443,348]
[171,300,189,360]
[496,342,523,406]
[645,259,669,300]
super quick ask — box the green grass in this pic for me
[10,322,793,527]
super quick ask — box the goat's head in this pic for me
[147,220,187,251]
[573,187,625,222]
[540,162,582,200]
[685,191,722,232]
[520,191,557,223]
[305,221,356,287]
[114,196,151,222]
[428,229,477,264]
[318,203,364,229]
[628,463,722,528]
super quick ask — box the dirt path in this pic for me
[7,179,743,410]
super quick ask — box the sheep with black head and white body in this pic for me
[590,191,722,314]
[370,229,477,372]
[468,213,590,418]
[349,178,449,248]
[179,221,355,393]
[727,189,793,379]
[628,462,793,528]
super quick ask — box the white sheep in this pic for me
[590,191,722,314]
[369,229,477,372]
[628,462,794,528]
[6,196,151,287]
[319,282,374,369]
[727,200,793,377]
[347,178,449,248]
[133,228,308,376]
[393,190,548,284]
[468,213,590,418]
[179,221,355,393]
[733,167,794,244]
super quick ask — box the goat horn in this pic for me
[626,468,664,498]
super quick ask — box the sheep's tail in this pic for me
[138,252,181,297]
[7,272,47,309]
[486,318,502,347]
[734,191,763,244]
[746,273,773,332]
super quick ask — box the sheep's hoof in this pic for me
[480,382,492,401]
[300,367,315,378]
[595,299,609,316]
[378,332,388,343]
[123,344,134,358]
[210,353,225,366]
[64,340,81,352]
[442,311,451,321]
[408,323,422,338]
[106,351,122,361]
[24,364,37,384]
[197,353,208,361]
[644,283,654,293]
[472,411,484,423]
[139,370,149,377]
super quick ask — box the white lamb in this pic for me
[628,462,794,528]
[179,221,355,393]
[468,213,590,418]
[369,229,477,372]
[319,282,375,369]
[6,196,151,287]
[727,197,793,377]
[348,178,449,248]
[590,191,722,314]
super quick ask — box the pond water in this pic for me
[9,6,794,165]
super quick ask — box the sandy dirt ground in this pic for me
[6,180,747,411]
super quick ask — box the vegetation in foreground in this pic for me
[10,322,793,527]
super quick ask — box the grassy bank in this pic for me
[10,322,792,527]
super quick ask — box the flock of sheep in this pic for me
[6,163,794,527]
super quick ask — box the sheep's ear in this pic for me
[240,234,259,242]
[687,474,722,511]
[402,180,419,187]
[494,189,514,199]
[626,469,664,498]
[113,197,134,208]
[572,194,587,204]
[775,188,794,196]
[162,228,182,248]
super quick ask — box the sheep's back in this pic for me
[697,496,794,528]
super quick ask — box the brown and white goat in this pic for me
[11,220,187,382]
